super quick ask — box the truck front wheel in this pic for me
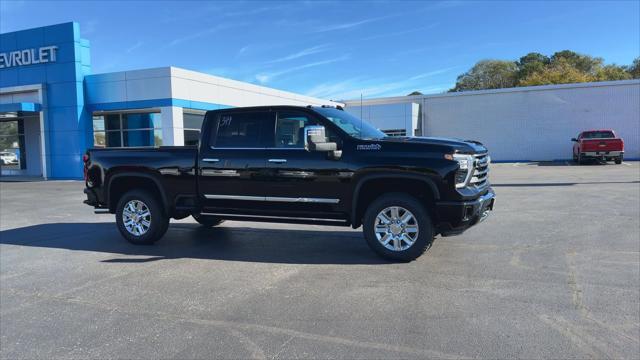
[192,214,225,228]
[115,190,169,245]
[362,193,434,262]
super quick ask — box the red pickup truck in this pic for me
[572,130,624,164]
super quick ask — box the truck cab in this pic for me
[84,105,495,261]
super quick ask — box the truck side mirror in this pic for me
[304,125,340,158]
[571,138,577,142]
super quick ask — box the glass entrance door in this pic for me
[0,119,26,173]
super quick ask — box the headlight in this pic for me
[449,153,473,188]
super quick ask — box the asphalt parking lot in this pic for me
[1,162,639,359]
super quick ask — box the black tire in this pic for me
[362,193,434,262]
[192,214,225,228]
[115,190,169,245]
[615,155,623,164]
[577,153,584,165]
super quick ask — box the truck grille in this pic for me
[469,153,490,187]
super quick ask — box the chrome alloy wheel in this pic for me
[374,206,419,251]
[122,200,151,236]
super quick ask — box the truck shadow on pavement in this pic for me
[492,180,639,187]
[0,222,391,265]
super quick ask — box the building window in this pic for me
[382,129,407,137]
[93,112,162,147]
[183,111,205,146]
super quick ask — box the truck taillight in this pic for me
[83,154,89,181]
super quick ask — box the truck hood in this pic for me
[375,136,487,154]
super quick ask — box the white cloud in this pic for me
[266,44,332,63]
[312,15,392,33]
[125,41,143,54]
[167,22,246,47]
[305,76,453,100]
[408,66,461,81]
[255,55,350,84]
[236,45,250,57]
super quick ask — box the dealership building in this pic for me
[0,22,337,179]
[343,79,640,162]
[1,22,638,180]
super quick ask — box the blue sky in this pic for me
[1,0,638,100]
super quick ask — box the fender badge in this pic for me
[356,144,382,151]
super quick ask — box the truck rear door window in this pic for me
[212,112,265,148]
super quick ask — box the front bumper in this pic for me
[435,188,495,236]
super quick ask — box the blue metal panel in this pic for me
[53,41,81,63]
[48,154,83,178]
[0,32,17,51]
[43,22,79,44]
[47,106,85,131]
[45,62,80,83]
[0,103,42,112]
[48,82,83,107]
[17,65,47,83]
[48,130,86,156]
[80,46,91,65]
[85,72,126,84]
[0,68,19,87]
[15,27,44,48]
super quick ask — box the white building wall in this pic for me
[160,106,184,146]
[344,80,640,161]
[345,102,420,136]
[85,67,340,108]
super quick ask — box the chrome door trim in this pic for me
[265,196,339,204]
[200,212,347,223]
[202,158,220,163]
[204,194,263,201]
[201,169,240,177]
[268,159,287,163]
[203,194,339,203]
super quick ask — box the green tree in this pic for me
[595,64,632,81]
[550,50,603,74]
[450,60,518,92]
[407,91,423,96]
[516,52,550,79]
[628,57,640,78]
[519,58,592,86]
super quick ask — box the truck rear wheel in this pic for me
[115,190,169,245]
[615,155,623,164]
[362,193,433,262]
[192,214,225,228]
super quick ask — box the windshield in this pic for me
[313,107,386,140]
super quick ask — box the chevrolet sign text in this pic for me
[0,46,58,69]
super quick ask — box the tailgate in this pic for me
[581,139,623,152]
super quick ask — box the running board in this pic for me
[200,212,348,224]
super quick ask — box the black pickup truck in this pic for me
[84,105,495,261]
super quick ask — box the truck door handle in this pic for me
[268,159,287,163]
[202,158,220,163]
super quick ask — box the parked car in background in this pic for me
[572,130,624,164]
[0,151,18,165]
